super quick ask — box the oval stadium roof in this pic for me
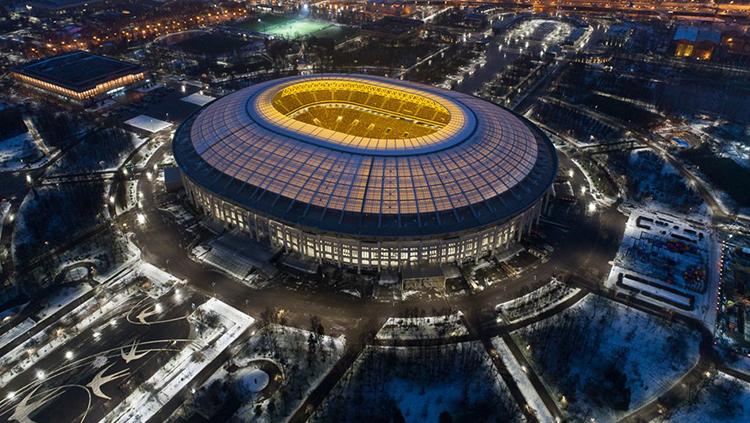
[173,74,557,238]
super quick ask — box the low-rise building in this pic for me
[11,51,147,106]
[673,25,721,60]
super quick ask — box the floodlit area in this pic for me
[232,15,337,39]
[605,209,719,323]
[2,4,750,423]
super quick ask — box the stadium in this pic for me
[173,74,557,270]
[11,51,146,105]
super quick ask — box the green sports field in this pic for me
[233,15,337,39]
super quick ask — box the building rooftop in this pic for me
[674,26,722,44]
[173,74,557,238]
[13,51,144,93]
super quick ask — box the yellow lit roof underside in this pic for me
[256,77,469,152]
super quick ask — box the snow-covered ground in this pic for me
[605,208,719,325]
[231,324,345,422]
[657,372,750,423]
[116,179,140,215]
[492,337,554,423]
[375,312,468,341]
[515,294,701,422]
[133,261,184,297]
[568,155,617,207]
[312,342,524,423]
[0,289,133,387]
[0,318,34,350]
[495,278,580,324]
[104,298,254,423]
[0,283,94,350]
[627,149,704,213]
[34,283,93,321]
[0,132,47,172]
[0,255,177,387]
[723,353,750,377]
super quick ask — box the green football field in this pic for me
[235,15,334,39]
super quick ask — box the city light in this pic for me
[4,4,749,420]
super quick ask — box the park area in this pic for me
[514,294,701,422]
[658,372,750,423]
[173,323,345,422]
[312,342,523,423]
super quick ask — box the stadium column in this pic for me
[316,234,323,264]
[474,236,481,264]
[493,226,502,257]
[377,241,382,272]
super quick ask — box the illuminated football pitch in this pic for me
[239,16,333,39]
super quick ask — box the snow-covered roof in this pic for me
[181,92,216,106]
[124,115,172,133]
[674,26,721,44]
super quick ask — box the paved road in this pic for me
[102,131,628,422]
[128,140,623,333]
[0,287,202,423]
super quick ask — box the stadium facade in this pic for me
[11,51,146,105]
[173,74,557,270]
